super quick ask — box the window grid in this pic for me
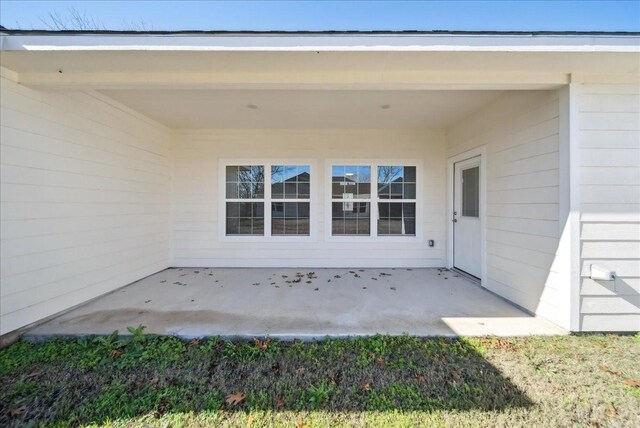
[328,163,418,238]
[224,163,312,238]
[376,166,417,237]
[271,165,311,236]
[331,165,372,236]
[225,165,265,236]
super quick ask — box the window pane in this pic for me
[462,167,479,218]
[333,165,370,199]
[272,202,310,236]
[226,202,264,235]
[227,165,264,199]
[272,165,310,199]
[332,202,370,235]
[377,202,416,236]
[271,183,284,199]
[226,165,239,182]
[404,183,416,199]
[378,166,416,199]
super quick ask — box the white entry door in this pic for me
[453,156,481,278]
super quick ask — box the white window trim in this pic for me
[218,158,317,242]
[324,159,423,243]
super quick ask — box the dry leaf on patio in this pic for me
[622,379,640,388]
[600,365,623,376]
[9,405,27,417]
[226,392,246,406]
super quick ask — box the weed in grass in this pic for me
[306,381,336,407]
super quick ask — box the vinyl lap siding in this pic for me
[0,73,172,335]
[579,83,640,331]
[446,91,565,327]
[171,129,446,268]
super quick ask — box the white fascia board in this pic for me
[1,34,639,52]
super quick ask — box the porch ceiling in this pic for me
[99,89,504,129]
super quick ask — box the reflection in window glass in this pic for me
[462,167,479,218]
[271,165,310,199]
[331,165,371,235]
[226,165,264,199]
[377,202,416,236]
[271,202,310,235]
[376,166,416,237]
[226,202,264,235]
[332,202,370,235]
[271,165,311,236]
[225,165,265,235]
[377,166,416,199]
[332,165,371,199]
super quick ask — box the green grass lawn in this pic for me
[1,329,639,427]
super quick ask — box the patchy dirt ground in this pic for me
[1,333,639,427]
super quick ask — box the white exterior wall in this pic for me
[446,91,566,327]
[578,82,640,331]
[171,129,446,268]
[0,70,172,335]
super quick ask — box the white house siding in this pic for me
[0,72,172,335]
[578,82,640,331]
[171,128,446,268]
[446,91,566,327]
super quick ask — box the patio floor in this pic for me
[26,268,567,339]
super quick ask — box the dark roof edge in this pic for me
[1,29,640,36]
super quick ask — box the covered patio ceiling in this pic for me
[99,89,504,129]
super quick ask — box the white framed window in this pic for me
[376,165,417,236]
[326,160,420,240]
[271,165,311,236]
[220,160,314,240]
[225,165,265,236]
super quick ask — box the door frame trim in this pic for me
[447,146,487,283]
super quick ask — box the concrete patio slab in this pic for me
[26,268,567,339]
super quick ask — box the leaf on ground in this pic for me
[23,371,42,380]
[9,405,27,417]
[254,338,270,351]
[296,424,309,428]
[246,415,256,426]
[416,375,426,383]
[110,349,123,359]
[375,357,386,366]
[275,396,285,408]
[605,403,617,417]
[600,365,623,376]
[622,379,640,387]
[188,339,202,348]
[225,392,246,406]
[362,383,371,391]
